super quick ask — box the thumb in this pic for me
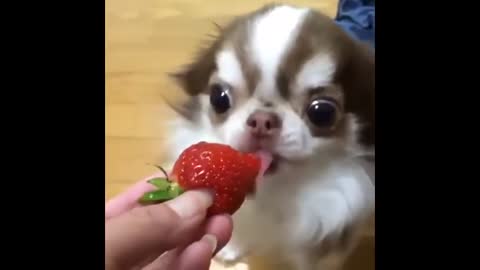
[105,190,213,269]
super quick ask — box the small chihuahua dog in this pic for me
[165,4,375,270]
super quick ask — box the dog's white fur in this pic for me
[250,6,308,98]
[216,48,246,91]
[166,5,375,270]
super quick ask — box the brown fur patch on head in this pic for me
[276,10,342,99]
[278,9,375,148]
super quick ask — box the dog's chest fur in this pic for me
[229,153,373,250]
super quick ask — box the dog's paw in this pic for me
[214,243,247,265]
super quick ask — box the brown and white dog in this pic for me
[166,4,375,270]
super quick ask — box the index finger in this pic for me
[105,172,164,219]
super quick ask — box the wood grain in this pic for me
[106,1,374,269]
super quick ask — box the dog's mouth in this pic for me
[265,158,279,175]
[254,150,280,178]
[237,140,282,180]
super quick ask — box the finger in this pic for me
[140,249,180,270]
[105,173,164,219]
[204,214,233,254]
[139,215,231,270]
[130,215,232,270]
[174,235,217,270]
[135,253,171,270]
[151,216,231,270]
[105,190,213,269]
[143,234,216,270]
[140,215,232,270]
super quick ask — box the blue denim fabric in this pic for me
[334,0,375,48]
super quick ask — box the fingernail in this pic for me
[165,189,213,218]
[201,234,218,254]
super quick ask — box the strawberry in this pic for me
[139,142,261,216]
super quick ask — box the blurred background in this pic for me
[106,0,373,269]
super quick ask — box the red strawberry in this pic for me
[140,142,261,216]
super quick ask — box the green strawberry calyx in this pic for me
[138,165,185,204]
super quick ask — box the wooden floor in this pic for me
[106,0,373,269]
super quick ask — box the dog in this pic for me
[165,4,375,270]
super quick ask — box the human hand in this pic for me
[105,174,233,270]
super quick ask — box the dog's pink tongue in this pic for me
[255,150,273,181]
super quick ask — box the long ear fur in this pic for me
[341,41,375,148]
[165,23,226,120]
[168,21,226,96]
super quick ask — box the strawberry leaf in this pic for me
[139,189,174,203]
[168,182,184,197]
[147,178,170,190]
[139,182,185,204]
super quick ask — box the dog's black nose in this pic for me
[246,110,281,138]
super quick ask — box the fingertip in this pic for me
[176,240,213,270]
[201,234,217,254]
[204,214,233,254]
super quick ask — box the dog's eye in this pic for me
[209,83,231,114]
[307,99,338,128]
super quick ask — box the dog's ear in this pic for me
[169,27,224,96]
[167,43,218,119]
[166,23,226,120]
[340,41,375,148]
[169,45,217,96]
